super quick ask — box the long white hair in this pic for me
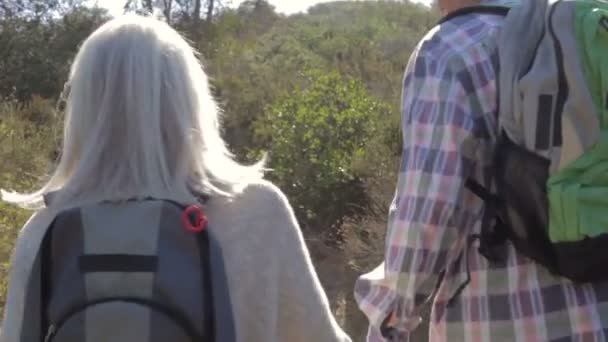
[2,14,265,210]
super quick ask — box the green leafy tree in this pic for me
[0,0,84,19]
[0,6,109,100]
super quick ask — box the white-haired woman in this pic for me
[0,15,351,342]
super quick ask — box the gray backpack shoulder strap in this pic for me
[497,0,601,172]
[497,0,550,147]
[437,5,510,25]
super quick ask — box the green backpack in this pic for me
[443,0,608,282]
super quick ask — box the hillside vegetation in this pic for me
[0,1,438,340]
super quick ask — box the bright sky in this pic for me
[95,0,431,16]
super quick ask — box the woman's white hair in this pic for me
[2,14,265,210]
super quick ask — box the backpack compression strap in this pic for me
[437,5,510,25]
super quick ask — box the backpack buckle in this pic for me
[477,215,508,264]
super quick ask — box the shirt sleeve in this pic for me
[354,50,486,338]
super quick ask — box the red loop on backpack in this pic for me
[182,205,208,233]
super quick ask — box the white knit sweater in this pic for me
[0,180,352,342]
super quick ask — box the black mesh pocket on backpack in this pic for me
[493,131,558,273]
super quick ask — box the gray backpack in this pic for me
[32,198,235,342]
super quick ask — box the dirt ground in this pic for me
[308,218,429,342]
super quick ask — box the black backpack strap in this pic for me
[442,178,506,308]
[171,198,216,341]
[41,219,56,342]
[444,177,509,307]
[197,229,216,342]
[438,5,510,25]
[465,178,508,263]
[465,178,497,203]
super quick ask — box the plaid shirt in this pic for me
[354,1,608,341]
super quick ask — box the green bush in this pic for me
[255,70,393,230]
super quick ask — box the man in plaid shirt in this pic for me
[354,0,608,341]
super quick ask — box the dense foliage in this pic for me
[0,0,437,339]
[258,70,394,231]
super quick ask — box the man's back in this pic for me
[355,1,608,340]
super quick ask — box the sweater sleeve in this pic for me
[267,186,352,342]
[1,208,56,342]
